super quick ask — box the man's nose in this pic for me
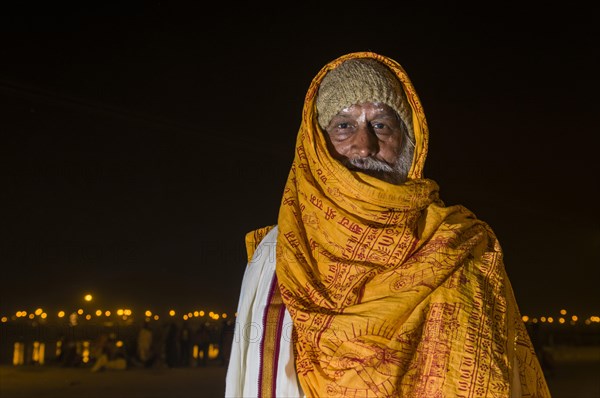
[351,126,378,158]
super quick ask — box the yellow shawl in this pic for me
[271,52,549,397]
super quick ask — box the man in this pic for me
[226,52,550,397]
[136,320,154,368]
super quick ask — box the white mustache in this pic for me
[345,157,395,173]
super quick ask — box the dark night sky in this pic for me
[1,3,598,318]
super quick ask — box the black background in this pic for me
[1,3,598,317]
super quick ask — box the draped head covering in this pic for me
[273,52,549,397]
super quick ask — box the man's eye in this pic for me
[372,122,386,129]
[337,122,351,129]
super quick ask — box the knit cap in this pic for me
[316,58,413,139]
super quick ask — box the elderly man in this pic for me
[226,52,550,397]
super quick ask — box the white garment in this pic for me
[225,226,304,398]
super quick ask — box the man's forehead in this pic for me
[336,102,397,115]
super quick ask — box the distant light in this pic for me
[169,310,176,317]
[199,311,205,317]
[85,314,92,321]
[117,309,124,316]
[559,318,565,324]
[208,344,219,360]
[145,310,152,317]
[547,317,554,323]
[84,294,93,302]
[124,309,132,316]
[105,311,111,317]
[77,309,84,315]
[35,308,43,316]
[28,314,34,319]
[32,341,40,364]
[183,315,189,320]
[41,313,47,319]
[82,341,90,364]
[13,342,24,365]
[521,315,529,322]
[58,311,65,318]
[540,317,546,323]
[1,317,7,323]
[95,310,102,317]
[153,315,159,321]
[531,318,538,323]
[560,309,567,315]
[571,315,578,322]
[222,313,228,319]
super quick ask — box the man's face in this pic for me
[324,102,407,184]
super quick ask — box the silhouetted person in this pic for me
[90,333,127,372]
[179,320,192,367]
[58,333,80,367]
[164,321,180,368]
[136,320,154,368]
[150,321,168,369]
[218,319,235,367]
[194,323,211,367]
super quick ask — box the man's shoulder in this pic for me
[244,225,278,262]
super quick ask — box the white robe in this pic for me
[225,226,304,397]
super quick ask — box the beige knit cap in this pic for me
[316,58,413,139]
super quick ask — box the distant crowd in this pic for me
[57,318,235,372]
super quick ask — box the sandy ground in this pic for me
[1,361,599,397]
[0,364,227,398]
